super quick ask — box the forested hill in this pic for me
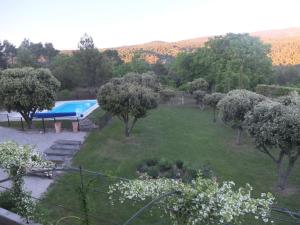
[104,27,300,65]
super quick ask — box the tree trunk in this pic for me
[213,108,216,123]
[124,120,130,137]
[236,127,242,145]
[276,152,299,191]
[19,111,33,129]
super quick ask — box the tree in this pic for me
[188,78,208,94]
[0,67,60,128]
[50,54,81,90]
[17,38,59,67]
[109,175,274,225]
[16,48,37,67]
[97,76,158,137]
[0,41,7,69]
[74,34,113,89]
[188,78,209,109]
[123,71,161,92]
[78,33,95,50]
[217,89,265,145]
[204,92,225,122]
[245,100,300,191]
[172,33,273,92]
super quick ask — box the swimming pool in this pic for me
[33,100,98,119]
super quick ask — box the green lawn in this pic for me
[39,105,300,225]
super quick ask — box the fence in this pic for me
[0,113,81,133]
[0,166,299,225]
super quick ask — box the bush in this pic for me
[256,84,300,97]
[178,83,190,92]
[158,158,173,172]
[137,163,149,173]
[147,166,160,178]
[175,160,184,169]
[0,190,15,211]
[144,158,158,167]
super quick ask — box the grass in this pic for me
[38,105,300,225]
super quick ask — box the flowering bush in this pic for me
[245,100,300,190]
[109,176,274,225]
[0,141,53,220]
[217,89,265,144]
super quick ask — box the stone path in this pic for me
[0,126,87,198]
[44,139,82,167]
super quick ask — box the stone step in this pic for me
[50,144,81,151]
[54,140,82,145]
[45,148,75,156]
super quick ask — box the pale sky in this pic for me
[1,0,300,50]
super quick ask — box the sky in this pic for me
[1,0,300,50]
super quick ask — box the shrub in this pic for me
[136,163,149,173]
[147,166,160,178]
[175,160,184,169]
[159,88,176,103]
[158,158,173,172]
[256,84,300,97]
[0,190,15,211]
[144,158,158,167]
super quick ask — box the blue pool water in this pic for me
[33,100,98,118]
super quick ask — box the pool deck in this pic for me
[0,126,87,198]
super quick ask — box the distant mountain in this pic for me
[109,27,300,66]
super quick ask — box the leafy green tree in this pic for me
[209,34,273,91]
[74,34,113,89]
[0,42,7,69]
[217,89,265,144]
[0,40,17,68]
[16,48,37,67]
[170,52,194,85]
[123,71,161,92]
[98,76,158,137]
[204,92,225,122]
[0,67,60,128]
[172,33,273,92]
[17,38,59,67]
[50,54,81,90]
[113,53,151,77]
[246,100,300,190]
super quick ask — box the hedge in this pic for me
[256,84,300,97]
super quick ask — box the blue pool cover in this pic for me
[33,100,97,118]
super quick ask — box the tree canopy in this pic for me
[98,74,158,136]
[0,67,60,127]
[217,89,265,144]
[245,98,300,190]
[171,33,273,91]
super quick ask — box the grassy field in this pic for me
[38,105,300,225]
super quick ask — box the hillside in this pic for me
[107,27,300,65]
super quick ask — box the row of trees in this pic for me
[200,88,300,191]
[1,32,279,97]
